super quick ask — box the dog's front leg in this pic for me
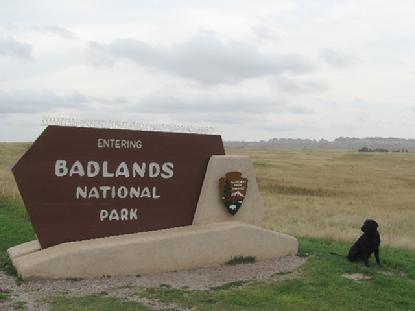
[374,248,381,266]
[362,248,369,266]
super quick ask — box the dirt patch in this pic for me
[128,255,305,290]
[378,270,407,278]
[342,273,372,282]
[0,255,305,310]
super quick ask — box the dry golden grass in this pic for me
[1,143,414,249]
[228,148,415,250]
[0,143,30,199]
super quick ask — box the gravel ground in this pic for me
[0,255,306,311]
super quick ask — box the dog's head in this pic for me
[361,219,379,234]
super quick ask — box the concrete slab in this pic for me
[10,222,297,280]
[7,240,41,260]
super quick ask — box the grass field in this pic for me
[227,148,415,250]
[1,143,415,310]
[0,143,29,200]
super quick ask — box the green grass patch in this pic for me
[139,237,415,311]
[0,196,35,275]
[210,280,247,291]
[225,256,256,265]
[11,300,26,310]
[49,295,150,311]
[0,288,11,301]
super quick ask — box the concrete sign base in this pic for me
[8,222,297,279]
[8,155,298,280]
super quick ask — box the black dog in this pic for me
[347,219,381,266]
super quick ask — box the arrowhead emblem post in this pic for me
[219,172,248,216]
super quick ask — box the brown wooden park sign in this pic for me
[13,126,224,248]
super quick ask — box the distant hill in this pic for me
[225,137,415,151]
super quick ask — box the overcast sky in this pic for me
[1,0,415,141]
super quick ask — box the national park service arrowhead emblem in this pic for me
[219,172,248,216]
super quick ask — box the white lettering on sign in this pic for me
[69,160,85,176]
[55,160,68,177]
[55,159,173,222]
[87,161,100,177]
[76,186,160,199]
[55,160,174,179]
[97,138,142,149]
[99,208,138,221]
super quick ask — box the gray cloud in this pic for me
[286,105,314,114]
[88,34,313,84]
[74,92,313,126]
[136,94,284,115]
[252,25,279,42]
[32,25,77,40]
[128,93,313,125]
[275,76,328,94]
[0,91,88,114]
[320,48,359,68]
[260,122,314,133]
[0,37,32,60]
